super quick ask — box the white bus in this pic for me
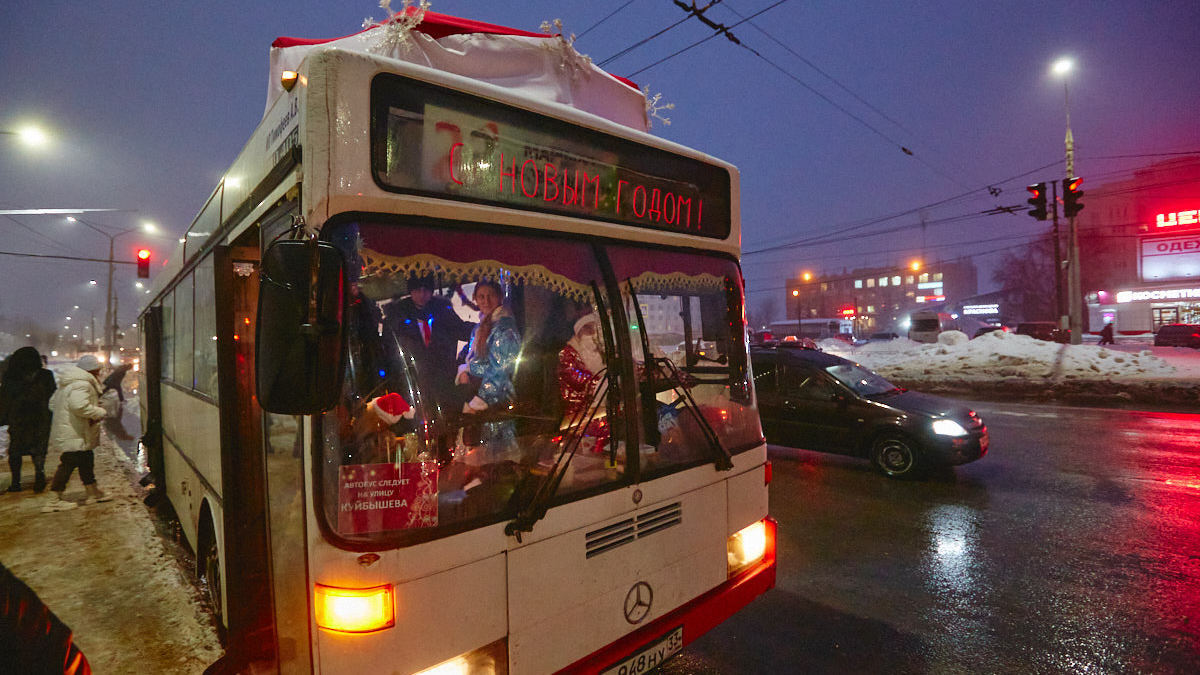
[139,12,774,675]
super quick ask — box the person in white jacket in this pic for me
[41,355,113,512]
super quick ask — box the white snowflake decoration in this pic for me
[539,19,594,83]
[643,87,675,128]
[363,0,432,57]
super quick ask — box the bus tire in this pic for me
[198,519,227,646]
[871,431,923,479]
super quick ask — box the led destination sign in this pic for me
[371,74,731,239]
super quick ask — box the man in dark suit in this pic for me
[383,275,475,417]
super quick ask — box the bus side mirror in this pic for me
[256,239,346,414]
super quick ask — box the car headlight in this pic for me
[932,419,969,437]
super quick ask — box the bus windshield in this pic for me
[318,221,759,547]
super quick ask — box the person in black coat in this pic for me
[383,274,475,417]
[0,346,57,493]
[101,363,132,403]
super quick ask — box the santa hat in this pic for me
[368,392,415,425]
[573,313,599,336]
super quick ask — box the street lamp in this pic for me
[1,125,49,147]
[1053,57,1083,344]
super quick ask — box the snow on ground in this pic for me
[1,360,222,673]
[818,331,1200,383]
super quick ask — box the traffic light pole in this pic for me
[1050,181,1065,329]
[105,237,115,366]
[1067,210,1082,345]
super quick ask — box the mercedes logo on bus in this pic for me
[623,581,654,624]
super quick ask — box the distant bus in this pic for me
[907,311,958,343]
[138,12,774,675]
[770,318,854,340]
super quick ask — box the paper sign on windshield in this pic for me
[338,462,438,534]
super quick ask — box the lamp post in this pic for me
[1054,57,1083,344]
[66,217,156,363]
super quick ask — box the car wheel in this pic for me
[871,432,923,479]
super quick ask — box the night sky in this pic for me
[2,0,1198,333]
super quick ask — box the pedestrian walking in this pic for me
[41,355,112,513]
[100,363,132,403]
[1097,322,1115,346]
[0,346,57,493]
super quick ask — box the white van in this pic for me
[908,310,958,343]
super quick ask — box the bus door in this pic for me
[139,306,165,490]
[215,204,314,673]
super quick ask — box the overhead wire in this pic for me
[576,0,642,40]
[624,0,791,76]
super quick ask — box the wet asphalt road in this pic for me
[666,400,1200,675]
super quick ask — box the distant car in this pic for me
[777,336,819,350]
[751,347,988,478]
[829,333,855,345]
[749,330,778,347]
[867,332,900,342]
[1153,324,1200,348]
[972,325,1009,338]
[1016,321,1069,343]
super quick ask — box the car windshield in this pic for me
[825,362,897,397]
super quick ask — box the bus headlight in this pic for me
[727,519,770,577]
[412,639,508,675]
[314,583,395,633]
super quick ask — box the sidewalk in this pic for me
[0,411,222,673]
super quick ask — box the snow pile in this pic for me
[829,330,1178,382]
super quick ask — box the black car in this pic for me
[1153,324,1200,348]
[751,347,988,478]
[1015,321,1069,343]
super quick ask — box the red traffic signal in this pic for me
[839,306,856,318]
[1026,182,1048,220]
[136,249,151,278]
[1062,177,1084,217]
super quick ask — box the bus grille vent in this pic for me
[585,502,682,559]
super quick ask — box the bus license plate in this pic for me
[601,626,684,675]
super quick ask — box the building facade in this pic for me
[1079,157,1200,333]
[785,259,978,335]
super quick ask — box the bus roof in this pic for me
[266,8,648,130]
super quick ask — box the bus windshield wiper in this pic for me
[506,370,611,541]
[627,280,733,472]
[506,282,621,540]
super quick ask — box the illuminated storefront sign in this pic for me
[1155,209,1200,229]
[1116,287,1200,303]
[1141,234,1200,280]
[917,281,943,290]
[915,294,946,303]
[962,303,1000,315]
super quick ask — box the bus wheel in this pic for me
[201,532,227,645]
[871,432,923,479]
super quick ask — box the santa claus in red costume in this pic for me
[557,313,610,452]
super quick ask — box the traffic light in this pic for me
[1062,177,1084,217]
[137,249,151,278]
[1026,182,1048,220]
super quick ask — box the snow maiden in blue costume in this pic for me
[457,280,521,454]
